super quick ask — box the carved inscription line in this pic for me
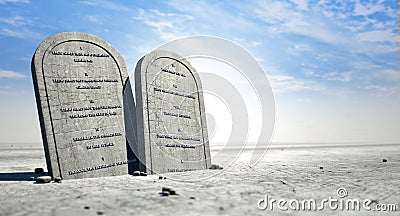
[69,111,117,119]
[73,132,122,142]
[67,159,135,175]
[161,68,186,77]
[154,87,195,99]
[51,51,110,58]
[53,79,118,83]
[163,111,191,119]
[74,59,92,63]
[167,168,197,172]
[76,85,101,89]
[157,133,200,142]
[165,143,196,149]
[60,105,122,112]
[86,142,114,150]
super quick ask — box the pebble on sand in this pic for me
[319,166,324,169]
[209,164,223,170]
[36,176,52,184]
[162,187,171,192]
[160,192,169,196]
[160,187,178,196]
[34,168,44,174]
[382,159,388,162]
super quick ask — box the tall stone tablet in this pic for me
[31,32,132,179]
[135,50,211,174]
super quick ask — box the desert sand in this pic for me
[0,143,399,215]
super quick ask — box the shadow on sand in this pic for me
[0,172,47,181]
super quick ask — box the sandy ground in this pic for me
[0,143,399,216]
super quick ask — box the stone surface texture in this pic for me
[31,32,130,179]
[135,50,211,174]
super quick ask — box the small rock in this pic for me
[169,190,177,195]
[28,177,35,181]
[189,196,196,200]
[162,187,171,192]
[34,168,44,174]
[160,192,169,196]
[319,166,324,170]
[280,180,287,185]
[83,206,90,210]
[383,159,388,162]
[132,171,141,176]
[96,210,104,215]
[36,176,52,184]
[209,164,220,170]
[54,177,62,183]
[140,172,147,176]
[163,176,167,180]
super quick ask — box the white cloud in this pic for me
[296,97,312,103]
[255,1,300,23]
[0,0,29,4]
[254,0,351,45]
[353,0,385,16]
[0,15,31,26]
[269,74,322,93]
[135,8,194,41]
[304,70,352,82]
[364,85,398,97]
[379,69,399,80]
[78,0,129,11]
[85,15,102,24]
[357,30,397,43]
[251,41,262,47]
[287,43,312,55]
[323,72,352,82]
[291,0,308,10]
[1,28,41,39]
[166,0,260,35]
[0,69,26,79]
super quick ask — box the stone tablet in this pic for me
[135,50,211,174]
[31,32,132,179]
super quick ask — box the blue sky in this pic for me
[0,0,398,143]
